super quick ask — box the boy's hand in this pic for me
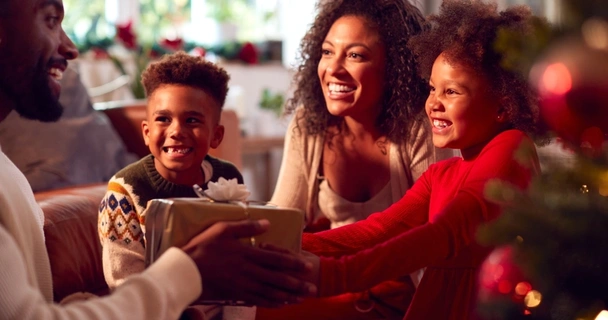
[181,219,317,308]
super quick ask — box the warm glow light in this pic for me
[524,290,542,308]
[498,280,512,294]
[493,265,504,282]
[541,63,572,95]
[595,310,608,320]
[174,0,188,7]
[582,19,608,51]
[515,282,532,296]
[599,171,608,197]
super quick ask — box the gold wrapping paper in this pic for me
[144,198,304,267]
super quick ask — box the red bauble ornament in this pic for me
[478,247,531,302]
[477,246,540,319]
[530,36,608,156]
[531,38,608,154]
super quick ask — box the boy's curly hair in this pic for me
[141,51,230,110]
[286,0,428,146]
[408,0,545,140]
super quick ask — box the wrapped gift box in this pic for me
[144,197,304,267]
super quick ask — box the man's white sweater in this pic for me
[0,147,202,319]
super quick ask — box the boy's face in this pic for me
[142,84,224,185]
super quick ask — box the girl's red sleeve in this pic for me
[302,161,436,257]
[315,130,539,296]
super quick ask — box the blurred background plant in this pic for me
[258,88,284,117]
[62,0,281,99]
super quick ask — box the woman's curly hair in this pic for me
[408,0,544,140]
[285,0,428,146]
[141,51,230,110]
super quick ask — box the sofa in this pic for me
[37,102,242,302]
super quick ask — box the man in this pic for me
[0,1,315,319]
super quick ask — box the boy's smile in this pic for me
[163,146,194,156]
[142,84,224,186]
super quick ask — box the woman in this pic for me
[300,1,547,319]
[264,0,454,318]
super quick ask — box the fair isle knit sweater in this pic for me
[99,154,242,288]
[0,147,201,320]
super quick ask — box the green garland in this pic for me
[478,147,608,319]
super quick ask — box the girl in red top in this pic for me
[299,1,548,319]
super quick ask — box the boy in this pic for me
[0,1,314,318]
[98,52,243,288]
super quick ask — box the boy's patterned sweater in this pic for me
[98,154,242,288]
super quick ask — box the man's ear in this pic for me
[142,120,150,146]
[210,124,224,149]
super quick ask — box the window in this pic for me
[63,0,109,43]
[63,0,282,47]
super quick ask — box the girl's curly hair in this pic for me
[285,0,428,146]
[408,0,545,140]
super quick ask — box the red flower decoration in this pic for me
[159,37,184,52]
[149,49,161,59]
[238,42,258,64]
[91,47,109,60]
[191,47,207,58]
[116,21,137,49]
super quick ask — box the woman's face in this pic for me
[425,53,504,157]
[317,15,386,119]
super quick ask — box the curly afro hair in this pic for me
[408,0,545,140]
[141,51,230,110]
[286,0,428,146]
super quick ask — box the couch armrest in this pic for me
[37,184,109,301]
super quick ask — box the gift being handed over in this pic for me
[144,178,304,270]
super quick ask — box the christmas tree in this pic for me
[475,0,608,319]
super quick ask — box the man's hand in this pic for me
[181,219,317,308]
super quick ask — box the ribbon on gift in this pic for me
[193,181,268,246]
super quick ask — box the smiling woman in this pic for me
[293,1,548,319]
[260,0,456,319]
[317,15,386,120]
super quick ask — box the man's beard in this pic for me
[5,58,64,122]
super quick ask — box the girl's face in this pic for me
[317,15,386,120]
[426,53,505,158]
